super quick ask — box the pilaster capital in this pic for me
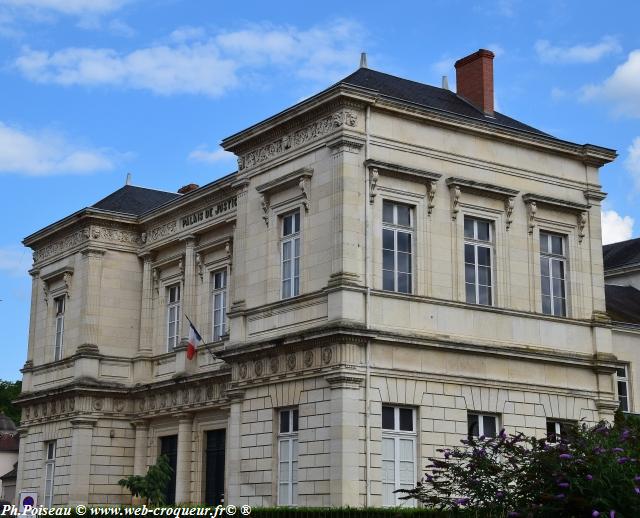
[131,419,150,430]
[174,412,194,423]
[70,417,98,429]
[325,372,365,390]
[81,247,106,259]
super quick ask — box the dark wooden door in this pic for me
[204,429,225,505]
[160,435,178,505]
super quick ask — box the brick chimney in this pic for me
[177,183,199,194]
[454,49,495,116]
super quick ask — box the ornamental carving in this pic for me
[138,400,145,412]
[171,392,178,406]
[254,360,264,377]
[147,396,155,410]
[34,229,88,262]
[91,226,141,245]
[287,353,296,371]
[159,394,167,408]
[322,347,333,365]
[147,220,178,243]
[93,398,103,411]
[270,357,279,374]
[239,363,248,379]
[114,399,125,412]
[182,389,190,404]
[206,385,214,399]
[303,350,314,368]
[238,110,358,171]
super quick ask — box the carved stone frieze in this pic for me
[147,220,178,243]
[238,110,358,171]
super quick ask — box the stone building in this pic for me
[15,49,638,507]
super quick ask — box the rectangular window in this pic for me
[382,200,413,294]
[281,211,301,299]
[54,296,65,361]
[211,269,227,341]
[617,366,630,412]
[44,441,56,507]
[468,413,498,439]
[464,217,493,305]
[540,232,567,316]
[546,420,574,442]
[166,284,181,351]
[278,408,299,506]
[382,406,416,507]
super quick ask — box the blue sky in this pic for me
[0,0,639,380]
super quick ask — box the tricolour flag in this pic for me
[185,315,202,360]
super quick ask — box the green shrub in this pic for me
[118,455,173,506]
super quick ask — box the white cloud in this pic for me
[626,136,640,190]
[0,121,116,175]
[14,20,365,96]
[431,56,454,76]
[188,146,235,165]
[2,0,129,16]
[535,36,621,64]
[601,209,635,245]
[486,43,505,58]
[581,50,640,117]
[0,245,32,277]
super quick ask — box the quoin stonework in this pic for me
[15,49,640,507]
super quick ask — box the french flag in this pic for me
[185,315,202,360]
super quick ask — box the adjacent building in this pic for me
[15,49,637,508]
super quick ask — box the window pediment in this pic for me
[256,167,313,226]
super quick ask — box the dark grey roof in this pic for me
[605,284,640,324]
[92,185,181,216]
[337,68,552,137]
[0,414,16,433]
[603,237,640,271]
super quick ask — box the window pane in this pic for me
[382,406,395,430]
[465,283,476,303]
[383,250,394,270]
[477,247,491,266]
[476,220,490,241]
[282,259,291,280]
[540,258,549,277]
[398,273,411,294]
[282,280,291,298]
[464,244,475,264]
[465,263,476,284]
[280,411,290,433]
[383,229,395,250]
[552,278,565,299]
[383,270,395,291]
[396,205,411,227]
[542,295,552,315]
[478,266,491,286]
[397,232,411,253]
[468,414,479,438]
[552,260,564,279]
[294,237,300,257]
[464,218,474,239]
[399,408,413,431]
[282,241,291,261]
[283,215,292,236]
[541,276,551,296]
[618,380,628,397]
[540,233,549,253]
[397,252,411,273]
[546,421,557,441]
[616,367,627,378]
[293,276,300,296]
[293,409,299,431]
[478,285,491,305]
[551,235,563,255]
[619,396,629,412]
[383,201,394,223]
[553,297,566,317]
[293,212,300,233]
[483,416,497,437]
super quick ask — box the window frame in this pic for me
[44,441,56,507]
[211,268,228,342]
[539,231,568,317]
[166,284,181,352]
[277,408,299,506]
[382,200,414,294]
[463,216,494,306]
[280,210,301,300]
[381,405,417,507]
[467,412,499,439]
[546,419,575,443]
[617,365,631,412]
[53,296,65,361]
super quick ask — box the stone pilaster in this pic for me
[174,413,193,504]
[181,236,197,338]
[27,269,39,364]
[229,179,249,342]
[80,249,105,348]
[224,390,244,503]
[327,372,365,507]
[139,254,154,354]
[68,418,97,505]
[132,420,149,476]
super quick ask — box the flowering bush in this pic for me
[398,413,640,517]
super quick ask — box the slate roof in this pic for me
[92,185,181,216]
[603,237,640,271]
[337,68,552,138]
[605,284,640,324]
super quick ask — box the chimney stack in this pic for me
[454,49,495,116]
[177,183,199,194]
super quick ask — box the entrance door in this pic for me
[204,430,226,505]
[160,435,178,505]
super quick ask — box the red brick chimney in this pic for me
[454,49,495,116]
[177,183,199,194]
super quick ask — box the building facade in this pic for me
[15,49,636,507]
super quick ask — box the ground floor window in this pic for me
[468,413,498,439]
[44,441,56,507]
[382,406,416,507]
[546,420,575,442]
[278,408,299,506]
[160,435,178,505]
[617,366,630,412]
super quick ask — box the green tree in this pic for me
[118,455,173,506]
[0,380,22,425]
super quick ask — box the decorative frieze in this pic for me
[238,110,358,171]
[147,220,178,243]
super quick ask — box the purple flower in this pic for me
[499,428,507,438]
[555,493,566,500]
[558,482,570,488]
[618,457,630,464]
[635,475,640,482]
[559,453,573,460]
[586,474,593,481]
[454,497,469,505]
[507,513,520,518]
[610,511,616,518]
[635,487,640,495]
[612,447,624,453]
[622,429,631,439]
[591,512,600,518]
